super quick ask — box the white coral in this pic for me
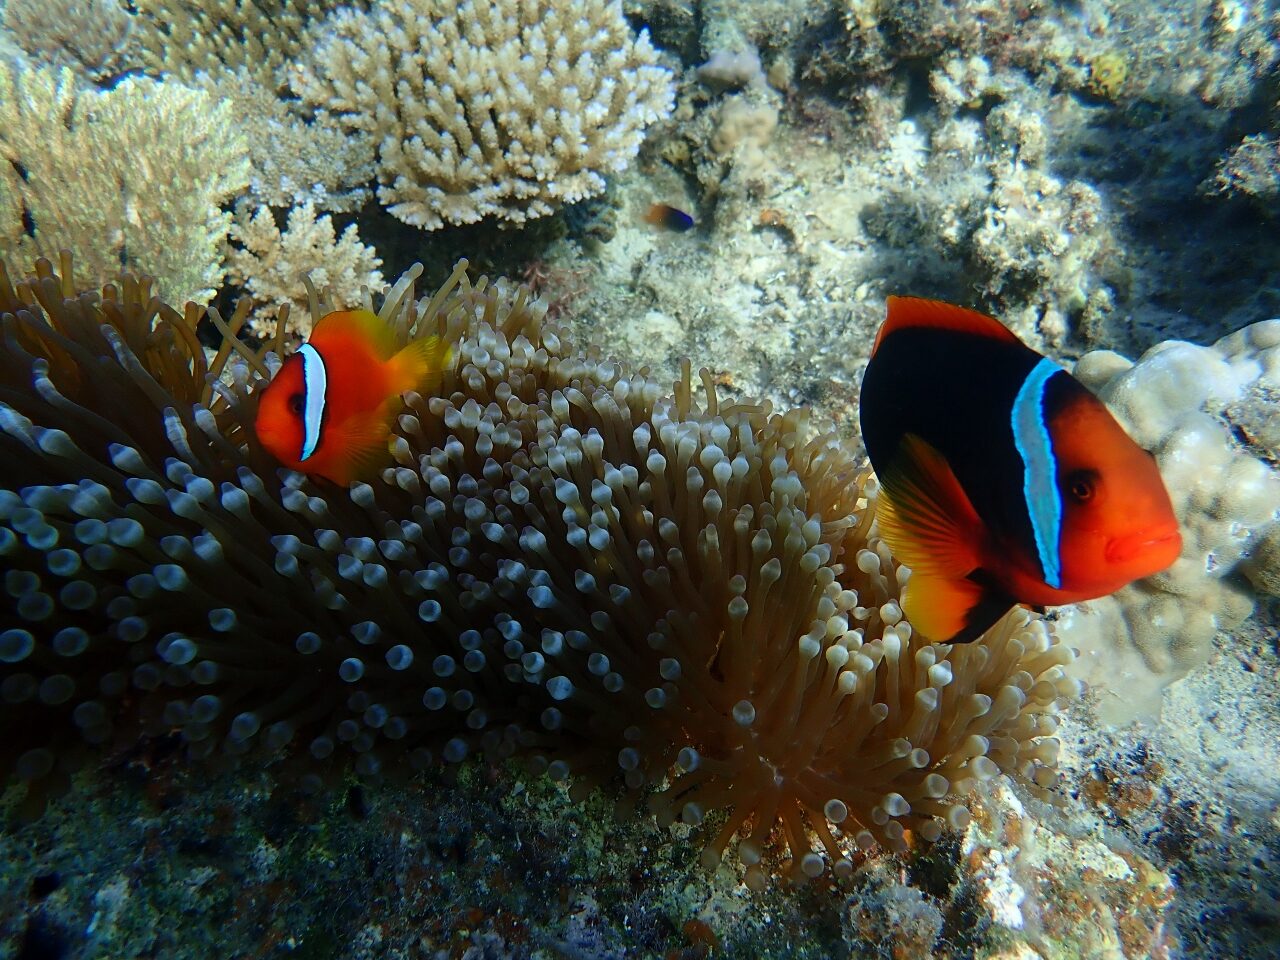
[0,62,249,304]
[289,0,674,229]
[228,202,383,339]
[1061,320,1280,721]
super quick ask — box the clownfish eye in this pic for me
[287,393,305,416]
[1066,469,1099,504]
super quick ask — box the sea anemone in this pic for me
[0,254,1077,884]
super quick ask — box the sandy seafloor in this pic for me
[1,0,1279,958]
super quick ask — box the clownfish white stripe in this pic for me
[298,343,327,462]
[1011,357,1063,589]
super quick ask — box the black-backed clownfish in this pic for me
[858,296,1181,644]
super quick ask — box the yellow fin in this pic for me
[901,573,1014,644]
[328,409,393,485]
[874,433,983,578]
[386,335,451,397]
[876,434,1012,643]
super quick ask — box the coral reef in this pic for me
[289,0,675,229]
[192,68,377,213]
[227,202,384,339]
[1,0,1279,955]
[1207,131,1280,203]
[1058,319,1280,721]
[0,255,1076,883]
[125,0,349,81]
[0,63,249,304]
[1,0,131,78]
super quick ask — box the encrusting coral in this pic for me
[289,0,675,229]
[0,255,1077,884]
[1060,321,1280,721]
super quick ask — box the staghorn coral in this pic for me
[227,202,384,339]
[1,0,133,78]
[0,63,249,304]
[124,0,351,82]
[1061,320,1280,721]
[0,255,1076,882]
[289,0,675,229]
[192,68,376,213]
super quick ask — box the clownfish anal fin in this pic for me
[874,296,1023,356]
[874,433,983,579]
[901,572,1015,644]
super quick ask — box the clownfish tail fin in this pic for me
[387,335,452,397]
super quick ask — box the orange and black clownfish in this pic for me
[254,309,449,486]
[858,297,1181,644]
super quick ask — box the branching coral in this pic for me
[193,68,376,213]
[1,0,133,78]
[289,0,675,229]
[0,63,249,304]
[125,0,350,81]
[227,202,384,339]
[0,255,1076,882]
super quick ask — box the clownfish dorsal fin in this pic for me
[385,335,452,398]
[872,297,1022,357]
[309,308,399,360]
[874,433,1011,642]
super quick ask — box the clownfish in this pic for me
[254,309,449,486]
[858,297,1181,644]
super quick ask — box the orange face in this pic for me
[254,354,308,471]
[1049,396,1181,597]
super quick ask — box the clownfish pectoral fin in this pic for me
[326,410,394,485]
[873,297,1022,357]
[874,433,1002,643]
[874,433,983,579]
[386,335,451,397]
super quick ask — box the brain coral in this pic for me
[1062,320,1280,721]
[289,0,675,229]
[0,255,1076,884]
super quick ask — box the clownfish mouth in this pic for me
[1105,526,1182,566]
